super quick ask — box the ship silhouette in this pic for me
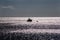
[27,18,32,22]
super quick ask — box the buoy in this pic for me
[36,21,38,22]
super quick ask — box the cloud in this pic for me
[1,6,15,10]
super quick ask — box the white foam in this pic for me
[10,29,60,34]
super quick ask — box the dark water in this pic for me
[0,32,60,40]
[0,23,60,40]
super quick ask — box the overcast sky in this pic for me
[0,0,60,17]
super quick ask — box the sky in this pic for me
[0,0,60,17]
